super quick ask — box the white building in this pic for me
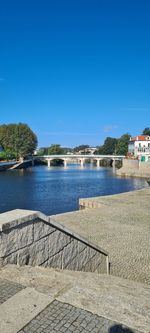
[128,135,150,161]
[77,147,96,155]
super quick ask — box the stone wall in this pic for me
[116,159,150,178]
[140,161,150,172]
[0,209,109,274]
[122,159,139,169]
[0,162,15,171]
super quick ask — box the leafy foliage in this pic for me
[0,150,16,161]
[116,133,131,155]
[0,123,38,159]
[95,134,131,156]
[73,145,89,152]
[48,144,64,155]
[37,147,49,156]
[37,145,73,156]
[95,137,118,155]
[142,127,150,135]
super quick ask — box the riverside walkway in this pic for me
[0,189,150,332]
[52,188,150,285]
[0,265,149,333]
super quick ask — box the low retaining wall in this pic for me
[0,209,109,274]
[116,159,150,178]
[122,159,139,169]
[140,161,150,172]
[0,162,16,171]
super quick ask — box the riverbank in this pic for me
[0,162,16,171]
[0,160,35,171]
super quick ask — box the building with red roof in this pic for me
[128,135,150,161]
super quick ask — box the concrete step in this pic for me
[0,286,53,333]
[0,265,150,332]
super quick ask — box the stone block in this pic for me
[0,223,34,257]
[64,254,79,271]
[45,252,62,269]
[78,241,86,253]
[62,240,78,268]
[17,236,49,266]
[95,257,107,274]
[33,218,55,241]
[1,252,18,266]
[83,252,106,273]
[48,230,71,257]
[77,247,96,271]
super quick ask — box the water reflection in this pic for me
[0,165,147,215]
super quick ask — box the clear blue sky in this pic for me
[0,0,150,147]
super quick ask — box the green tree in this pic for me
[103,137,118,154]
[95,137,118,155]
[0,123,38,159]
[94,145,105,154]
[62,147,73,154]
[116,133,131,155]
[37,147,49,156]
[48,144,64,155]
[142,127,150,135]
[73,145,89,153]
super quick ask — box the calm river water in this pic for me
[0,165,147,215]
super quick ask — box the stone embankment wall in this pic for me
[0,209,109,274]
[0,162,15,171]
[116,159,150,178]
[0,160,34,172]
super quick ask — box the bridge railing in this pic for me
[37,154,125,159]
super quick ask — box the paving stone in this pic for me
[18,300,141,333]
[0,278,25,304]
[52,188,150,284]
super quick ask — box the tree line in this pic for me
[38,128,150,157]
[37,144,91,156]
[95,134,130,155]
[0,123,149,161]
[93,128,150,155]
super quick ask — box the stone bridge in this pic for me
[38,154,125,167]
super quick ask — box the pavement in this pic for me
[51,188,150,284]
[0,189,150,333]
[0,265,150,333]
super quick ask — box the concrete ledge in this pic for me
[0,209,37,231]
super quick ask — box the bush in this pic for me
[0,150,16,161]
[0,151,7,161]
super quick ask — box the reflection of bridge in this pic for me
[39,155,125,168]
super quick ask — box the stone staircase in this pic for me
[0,265,149,333]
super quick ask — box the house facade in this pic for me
[128,135,150,161]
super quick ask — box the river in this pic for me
[0,165,147,215]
